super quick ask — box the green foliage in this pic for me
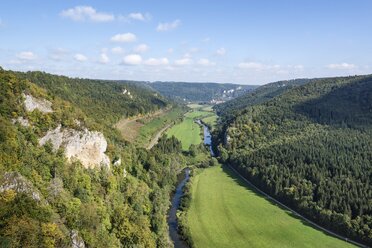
[214,78,310,121]
[16,71,169,129]
[0,69,187,247]
[217,75,372,245]
[177,171,195,247]
[151,81,256,102]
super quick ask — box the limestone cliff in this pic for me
[0,172,43,202]
[23,93,53,113]
[39,125,110,168]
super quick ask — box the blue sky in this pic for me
[1,0,372,84]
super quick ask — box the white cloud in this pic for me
[174,58,193,66]
[144,57,169,66]
[128,12,151,21]
[197,58,216,66]
[16,51,37,60]
[326,63,356,70]
[134,44,149,53]
[183,53,192,59]
[216,47,226,56]
[238,62,266,70]
[60,6,114,22]
[118,12,151,22]
[49,48,69,61]
[168,48,174,53]
[122,54,142,65]
[189,47,199,53]
[202,37,211,43]
[156,19,181,32]
[74,53,88,62]
[293,64,304,70]
[111,33,137,42]
[111,46,125,54]
[99,53,109,64]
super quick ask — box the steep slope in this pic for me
[0,68,185,247]
[217,75,372,246]
[150,81,257,103]
[214,78,310,120]
[17,71,168,128]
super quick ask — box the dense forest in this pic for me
[150,81,256,103]
[16,71,169,129]
[0,68,191,247]
[214,78,310,121]
[215,75,372,245]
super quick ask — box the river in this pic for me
[168,168,190,248]
[168,120,214,248]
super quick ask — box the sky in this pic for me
[1,0,372,85]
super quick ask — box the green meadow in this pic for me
[166,108,214,150]
[187,165,354,248]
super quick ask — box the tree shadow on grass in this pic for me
[220,164,348,241]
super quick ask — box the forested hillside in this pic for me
[214,78,310,121]
[16,71,168,129]
[216,75,372,246]
[150,81,256,103]
[0,68,186,247]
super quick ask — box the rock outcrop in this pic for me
[71,230,85,248]
[0,172,42,202]
[39,125,110,168]
[12,116,30,127]
[23,93,53,113]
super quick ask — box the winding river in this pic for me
[168,168,190,248]
[168,120,214,248]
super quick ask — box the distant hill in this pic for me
[150,81,257,103]
[214,78,311,120]
[215,74,372,246]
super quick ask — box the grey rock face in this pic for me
[23,93,53,113]
[39,125,110,168]
[12,117,30,127]
[0,172,42,201]
[71,230,85,248]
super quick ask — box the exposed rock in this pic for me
[123,168,127,178]
[0,172,42,201]
[71,230,85,248]
[39,125,110,168]
[12,116,30,127]
[113,158,121,166]
[23,93,53,113]
[122,88,133,99]
[47,178,64,198]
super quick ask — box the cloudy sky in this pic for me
[1,0,372,84]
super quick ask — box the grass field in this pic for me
[187,165,354,248]
[187,103,205,109]
[166,109,214,150]
[115,107,184,147]
[201,115,217,129]
[136,107,184,146]
[166,115,202,150]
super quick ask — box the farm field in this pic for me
[166,114,202,150]
[187,165,354,248]
[166,108,214,150]
[115,106,184,147]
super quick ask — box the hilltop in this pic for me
[150,81,257,103]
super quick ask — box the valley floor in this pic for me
[187,165,354,248]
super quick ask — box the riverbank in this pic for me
[168,168,191,248]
